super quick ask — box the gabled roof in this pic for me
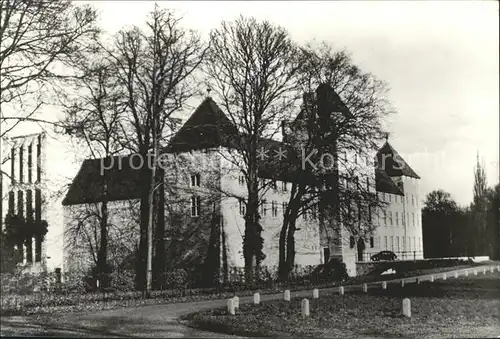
[376,141,420,179]
[167,97,239,153]
[62,155,150,206]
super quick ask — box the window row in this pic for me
[382,236,421,252]
[379,192,418,207]
[379,210,419,227]
[237,176,289,192]
[7,189,42,220]
[10,135,42,185]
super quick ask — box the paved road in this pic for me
[1,265,497,337]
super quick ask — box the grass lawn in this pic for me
[182,272,500,338]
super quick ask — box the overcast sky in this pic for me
[54,1,500,205]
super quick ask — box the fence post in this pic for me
[301,299,309,317]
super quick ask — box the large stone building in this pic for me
[1,131,75,272]
[62,86,423,281]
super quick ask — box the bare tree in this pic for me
[205,16,301,281]
[59,51,125,288]
[0,0,99,230]
[105,5,207,291]
[0,0,99,136]
[277,42,392,280]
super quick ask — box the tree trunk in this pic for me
[96,198,108,288]
[153,170,165,290]
[137,170,150,291]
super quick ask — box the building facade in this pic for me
[62,88,424,281]
[1,131,77,273]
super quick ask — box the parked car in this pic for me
[371,251,397,261]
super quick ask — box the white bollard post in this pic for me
[497,265,500,272]
[474,269,477,276]
[483,268,486,274]
[465,270,469,277]
[442,273,447,280]
[454,272,458,278]
[401,279,405,287]
[284,290,290,302]
[382,281,387,289]
[363,283,367,293]
[490,266,494,273]
[227,298,235,315]
[430,275,434,282]
[402,298,411,318]
[301,299,310,317]
[313,289,319,299]
[233,296,239,309]
[339,286,344,295]
[253,292,260,305]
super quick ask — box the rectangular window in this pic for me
[239,199,246,216]
[260,200,266,216]
[412,195,414,206]
[282,181,287,191]
[389,212,393,226]
[370,237,374,248]
[8,191,15,213]
[191,196,201,217]
[35,189,42,220]
[11,147,15,183]
[303,207,308,219]
[368,205,372,223]
[396,236,400,252]
[412,213,415,227]
[36,136,42,182]
[402,237,406,250]
[350,236,355,249]
[390,236,394,251]
[401,196,404,203]
[408,236,411,251]
[389,194,391,203]
[384,236,388,250]
[238,175,245,186]
[19,146,24,183]
[271,180,277,190]
[395,212,399,226]
[17,190,24,217]
[190,173,200,187]
[28,143,33,183]
[26,190,33,220]
[271,201,278,217]
[383,210,387,226]
[417,237,420,250]
[282,202,287,216]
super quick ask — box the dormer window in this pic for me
[282,181,287,191]
[190,173,200,187]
